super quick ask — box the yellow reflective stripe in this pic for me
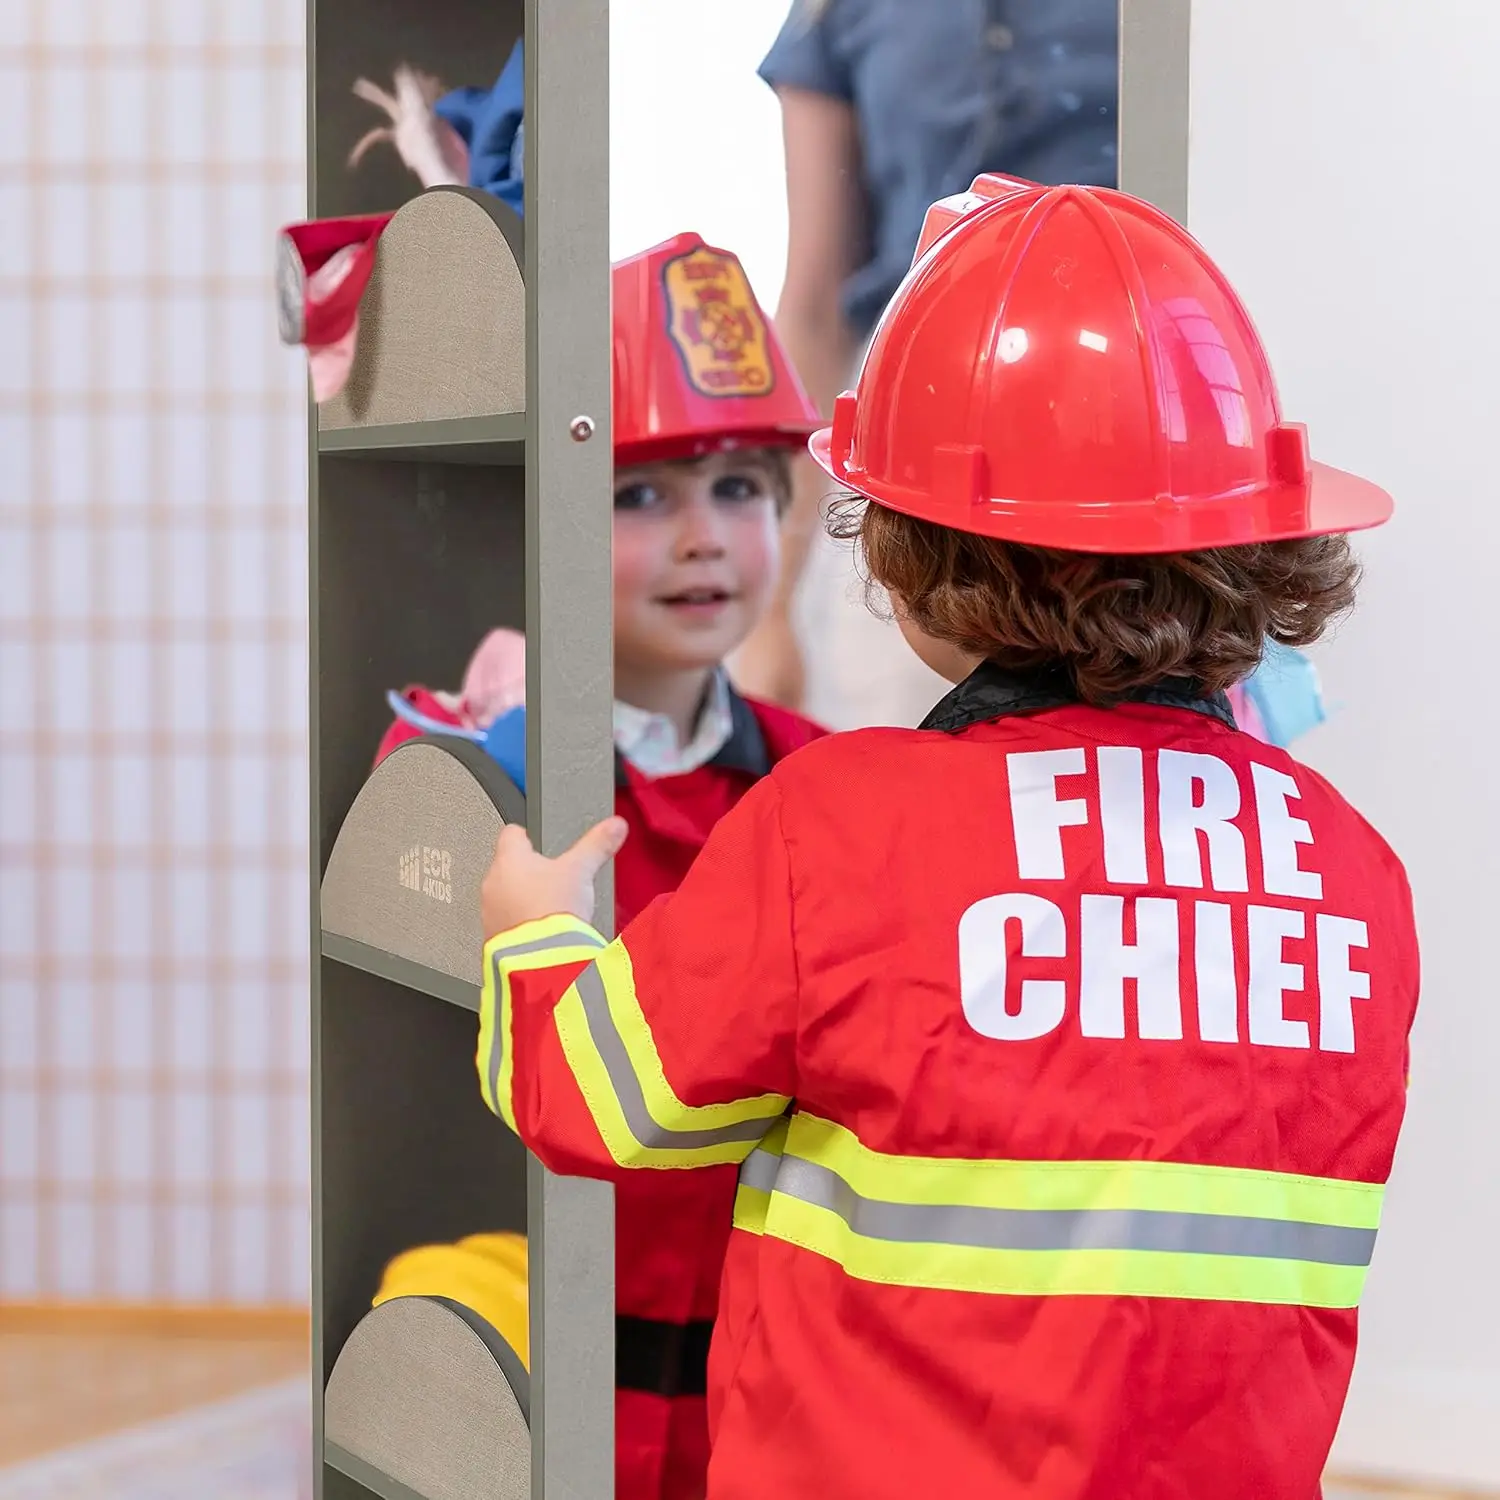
[593,941,790,1136]
[733,1116,790,1237]
[766,1194,1369,1307]
[552,938,790,1169]
[478,915,607,1132]
[749,1114,1382,1310]
[787,1114,1382,1231]
[734,1183,772,1236]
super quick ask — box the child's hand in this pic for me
[481,817,629,939]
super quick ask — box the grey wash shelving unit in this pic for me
[306,1,614,1497]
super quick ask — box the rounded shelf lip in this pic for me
[324,1294,531,1499]
[319,412,526,464]
[324,1442,431,1500]
[321,931,480,1012]
[319,736,525,994]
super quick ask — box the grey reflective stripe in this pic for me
[487,929,606,1111]
[773,1155,1377,1269]
[738,1144,782,1194]
[572,964,783,1152]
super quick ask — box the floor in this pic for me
[0,1324,308,1467]
[0,1378,308,1500]
[0,1325,1485,1500]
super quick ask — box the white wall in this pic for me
[610,0,790,309]
[1187,0,1500,1485]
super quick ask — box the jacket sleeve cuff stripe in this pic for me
[478,916,608,1131]
[550,939,790,1170]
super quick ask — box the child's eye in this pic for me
[713,472,766,503]
[614,482,663,511]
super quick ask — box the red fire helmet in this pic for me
[613,233,820,467]
[810,175,1393,553]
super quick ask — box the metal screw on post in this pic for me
[570,415,596,442]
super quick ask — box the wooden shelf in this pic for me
[319,413,525,465]
[326,1444,430,1500]
[322,932,479,1012]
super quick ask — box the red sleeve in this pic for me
[373,687,468,768]
[373,718,422,768]
[477,777,798,1178]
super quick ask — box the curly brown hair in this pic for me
[829,498,1361,705]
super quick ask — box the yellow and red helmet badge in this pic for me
[662,245,777,399]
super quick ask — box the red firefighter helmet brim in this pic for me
[617,422,822,470]
[808,425,1393,555]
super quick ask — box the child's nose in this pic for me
[675,499,728,559]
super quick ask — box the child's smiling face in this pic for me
[612,449,783,678]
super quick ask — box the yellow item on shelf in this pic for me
[374,1231,531,1368]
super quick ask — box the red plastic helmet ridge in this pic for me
[810,174,1394,552]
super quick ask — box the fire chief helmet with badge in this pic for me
[811,174,1394,553]
[611,233,820,467]
[380,236,818,783]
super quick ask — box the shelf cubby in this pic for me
[318,189,525,440]
[325,1296,530,1500]
[320,736,523,992]
[309,0,614,1494]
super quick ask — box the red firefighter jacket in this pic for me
[606,690,823,1500]
[381,686,824,1500]
[478,662,1420,1500]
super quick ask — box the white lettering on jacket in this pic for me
[956,746,1372,1053]
[959,894,1068,1041]
[1009,749,1090,881]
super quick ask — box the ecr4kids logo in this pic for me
[399,845,454,905]
[663,245,776,399]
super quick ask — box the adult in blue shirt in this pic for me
[731,0,1118,730]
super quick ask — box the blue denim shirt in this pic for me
[759,0,1118,339]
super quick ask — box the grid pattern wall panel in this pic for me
[0,0,311,1305]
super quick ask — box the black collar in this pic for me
[614,684,771,788]
[919,660,1237,736]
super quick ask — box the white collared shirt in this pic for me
[612,670,734,778]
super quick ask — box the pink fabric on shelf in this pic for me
[307,318,362,404]
[304,244,368,401]
[459,627,527,727]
